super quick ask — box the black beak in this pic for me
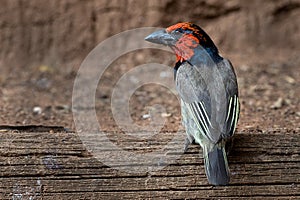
[145,29,176,46]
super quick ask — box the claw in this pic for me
[225,138,234,155]
[183,134,195,153]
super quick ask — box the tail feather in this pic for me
[204,145,230,186]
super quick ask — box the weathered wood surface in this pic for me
[0,127,299,199]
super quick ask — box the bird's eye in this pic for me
[174,28,193,35]
[174,28,183,33]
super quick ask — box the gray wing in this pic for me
[218,59,240,137]
[176,59,239,144]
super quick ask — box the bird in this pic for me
[145,22,240,185]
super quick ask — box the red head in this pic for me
[145,22,218,63]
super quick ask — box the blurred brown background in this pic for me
[0,0,299,130]
[1,0,299,68]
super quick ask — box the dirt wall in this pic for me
[0,0,299,69]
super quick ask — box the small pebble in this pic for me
[284,76,295,84]
[284,98,291,105]
[270,97,283,109]
[39,65,53,73]
[33,106,42,115]
[142,114,151,119]
[161,112,172,118]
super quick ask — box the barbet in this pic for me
[145,22,239,185]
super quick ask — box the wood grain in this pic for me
[0,127,299,199]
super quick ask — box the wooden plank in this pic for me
[0,129,299,199]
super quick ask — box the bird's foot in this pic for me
[183,135,195,153]
[225,137,234,155]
